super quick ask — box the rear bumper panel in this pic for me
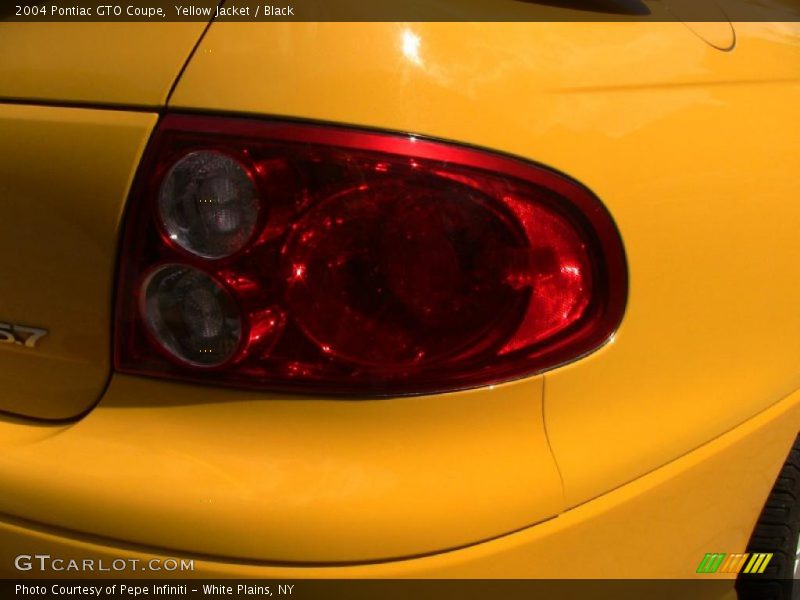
[2,382,798,579]
[0,374,562,564]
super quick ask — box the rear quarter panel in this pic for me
[169,20,800,507]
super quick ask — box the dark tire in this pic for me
[737,434,800,600]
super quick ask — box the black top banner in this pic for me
[3,0,800,22]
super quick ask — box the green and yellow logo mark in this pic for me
[696,553,773,575]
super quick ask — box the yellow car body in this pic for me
[0,5,799,590]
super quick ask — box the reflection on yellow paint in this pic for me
[401,28,423,66]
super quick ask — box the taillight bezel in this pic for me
[114,114,628,396]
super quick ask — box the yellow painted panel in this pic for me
[2,379,798,579]
[0,105,157,419]
[0,23,208,107]
[171,20,800,507]
[0,373,561,562]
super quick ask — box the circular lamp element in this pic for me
[158,151,259,259]
[141,264,242,367]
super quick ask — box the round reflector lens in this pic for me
[158,151,259,259]
[141,264,242,366]
[283,178,525,368]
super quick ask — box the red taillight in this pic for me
[115,115,626,395]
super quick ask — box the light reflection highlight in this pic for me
[401,29,423,66]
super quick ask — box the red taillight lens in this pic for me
[115,115,626,395]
